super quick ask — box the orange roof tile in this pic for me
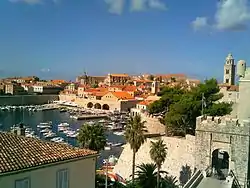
[122,85,137,92]
[138,100,153,106]
[110,91,134,100]
[0,132,97,174]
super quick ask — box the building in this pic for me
[32,85,63,94]
[195,59,250,187]
[106,74,130,86]
[219,84,239,103]
[76,74,106,86]
[60,90,139,112]
[5,83,26,95]
[0,131,97,188]
[223,53,236,85]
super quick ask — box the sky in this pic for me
[0,0,250,80]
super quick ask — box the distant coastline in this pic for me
[0,95,59,106]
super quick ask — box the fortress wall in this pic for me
[113,135,196,182]
[141,113,166,134]
[0,95,59,106]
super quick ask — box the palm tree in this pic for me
[134,163,158,188]
[150,139,168,188]
[160,175,178,188]
[77,123,106,152]
[125,114,147,184]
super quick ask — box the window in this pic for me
[226,79,229,83]
[226,69,229,74]
[15,178,30,188]
[57,169,69,188]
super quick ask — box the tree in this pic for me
[148,86,185,114]
[160,175,178,188]
[150,139,168,188]
[150,78,233,135]
[125,114,147,184]
[134,163,158,188]
[77,123,106,152]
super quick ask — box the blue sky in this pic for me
[0,0,249,80]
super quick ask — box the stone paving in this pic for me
[197,177,233,188]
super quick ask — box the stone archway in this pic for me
[102,104,110,110]
[87,102,93,108]
[212,149,229,178]
[94,103,101,109]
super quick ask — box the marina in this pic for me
[0,108,127,167]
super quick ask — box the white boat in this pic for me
[98,119,106,123]
[37,122,52,129]
[58,123,70,127]
[51,137,64,142]
[87,121,95,125]
[113,131,125,136]
[43,131,56,138]
[104,146,111,150]
[111,143,124,147]
[40,128,51,133]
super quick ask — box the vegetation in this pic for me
[125,114,147,184]
[150,139,168,188]
[148,78,232,135]
[127,163,178,188]
[77,123,106,152]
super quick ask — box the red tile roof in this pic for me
[110,91,134,100]
[0,132,97,174]
[138,100,153,106]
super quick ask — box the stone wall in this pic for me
[140,113,166,134]
[0,95,59,105]
[195,115,250,186]
[113,135,196,183]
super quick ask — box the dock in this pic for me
[74,115,108,120]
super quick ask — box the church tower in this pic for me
[223,53,235,85]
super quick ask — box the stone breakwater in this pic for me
[113,135,196,183]
[0,95,59,105]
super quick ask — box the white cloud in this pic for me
[192,0,250,31]
[40,68,50,72]
[105,0,167,14]
[104,0,125,15]
[214,0,250,30]
[130,0,147,11]
[191,17,209,31]
[148,0,167,10]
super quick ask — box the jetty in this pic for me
[73,114,108,120]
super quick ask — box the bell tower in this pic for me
[223,53,235,85]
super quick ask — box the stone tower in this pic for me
[195,60,250,187]
[151,80,159,94]
[223,53,235,85]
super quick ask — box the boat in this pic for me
[44,131,56,138]
[37,122,52,129]
[51,137,64,143]
[98,119,106,123]
[40,128,51,133]
[104,146,111,150]
[111,143,124,147]
[59,109,67,113]
[113,131,125,136]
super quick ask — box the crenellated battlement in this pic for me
[196,115,250,134]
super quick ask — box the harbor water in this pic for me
[0,109,125,167]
